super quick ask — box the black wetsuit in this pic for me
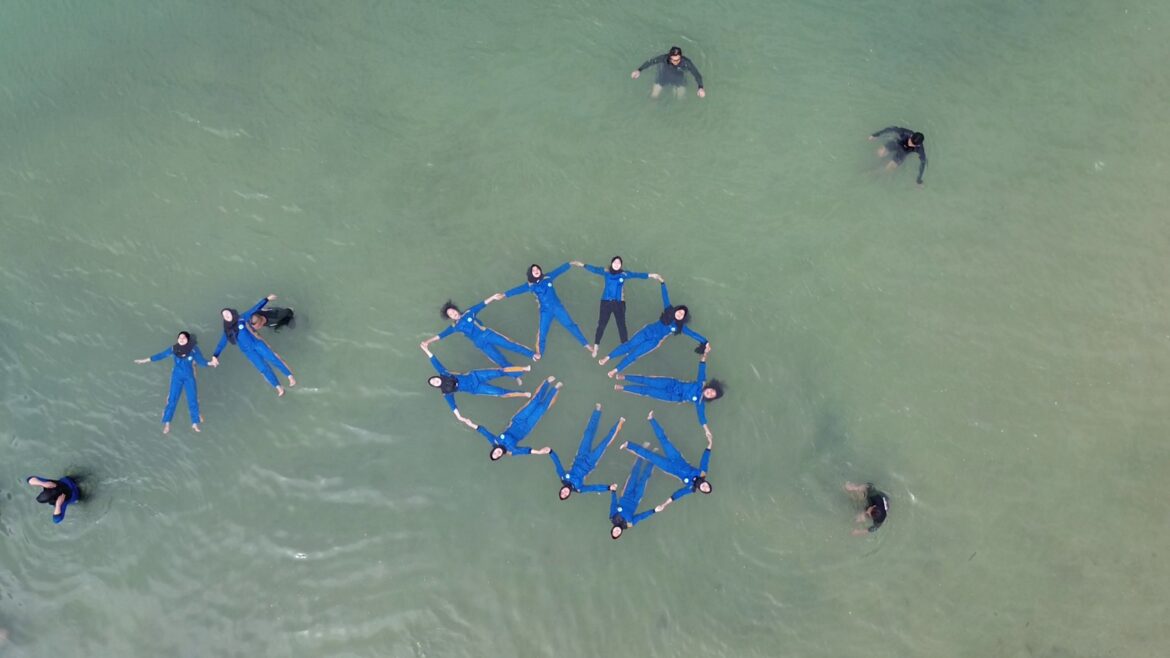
[864,483,889,533]
[871,126,927,184]
[35,479,73,505]
[637,54,704,90]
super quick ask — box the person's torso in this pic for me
[457,313,484,337]
[602,272,629,300]
[532,279,559,304]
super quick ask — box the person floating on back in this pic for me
[621,411,711,516]
[631,46,706,99]
[210,294,296,396]
[845,481,890,536]
[422,297,536,368]
[549,403,624,500]
[615,342,722,441]
[600,282,707,376]
[135,331,210,434]
[498,263,592,360]
[869,126,927,185]
[471,377,561,460]
[609,455,658,539]
[27,475,80,524]
[422,344,531,427]
[571,257,663,358]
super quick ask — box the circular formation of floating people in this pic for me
[26,46,897,535]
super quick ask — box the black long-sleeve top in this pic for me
[871,126,928,184]
[637,53,704,89]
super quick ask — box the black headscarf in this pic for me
[659,304,690,327]
[173,331,196,358]
[222,308,240,344]
[526,264,543,284]
[607,256,623,275]
[438,375,459,394]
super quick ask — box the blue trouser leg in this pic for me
[470,383,512,397]
[621,383,673,402]
[616,339,658,372]
[485,331,535,359]
[537,309,554,354]
[507,382,552,436]
[624,458,653,505]
[184,376,200,423]
[626,444,685,481]
[252,340,292,377]
[472,369,512,384]
[477,343,513,368]
[589,420,621,464]
[575,409,602,462]
[606,331,641,358]
[554,305,589,346]
[652,423,686,463]
[242,347,281,387]
[624,374,670,388]
[162,373,184,423]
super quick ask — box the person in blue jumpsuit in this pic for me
[571,257,664,357]
[621,411,712,516]
[499,264,590,359]
[471,377,561,461]
[421,343,531,427]
[609,456,658,539]
[421,297,536,368]
[210,294,297,396]
[26,476,80,524]
[599,282,707,376]
[135,331,210,434]
[614,343,722,440]
[549,403,625,500]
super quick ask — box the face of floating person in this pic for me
[559,486,572,500]
[611,525,624,539]
[427,377,443,388]
[176,333,188,346]
[221,309,233,322]
[490,446,506,461]
[445,307,461,321]
[669,54,682,66]
[702,386,718,400]
[674,308,687,322]
[530,265,543,280]
[611,257,622,271]
[698,480,712,494]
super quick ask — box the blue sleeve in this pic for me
[504,283,530,298]
[511,446,533,456]
[547,263,571,280]
[625,270,650,279]
[242,297,269,320]
[699,448,711,473]
[696,401,708,426]
[191,346,211,367]
[584,264,605,276]
[670,486,693,502]
[630,508,657,526]
[444,394,457,412]
[549,450,567,479]
[149,347,173,362]
[476,426,497,445]
[682,326,707,344]
[609,491,619,517]
[429,355,449,375]
[437,325,456,339]
[467,301,487,316]
[213,333,228,358]
[650,417,669,445]
[697,360,707,382]
[660,282,671,309]
[579,483,611,494]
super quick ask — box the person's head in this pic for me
[527,264,543,283]
[702,379,724,401]
[668,46,682,65]
[559,485,573,500]
[441,300,461,321]
[673,305,689,322]
[908,132,924,147]
[489,446,506,461]
[610,519,627,539]
[176,332,190,346]
[221,308,238,323]
[660,304,690,326]
[250,314,267,330]
[608,256,623,273]
[427,376,443,388]
[696,476,712,494]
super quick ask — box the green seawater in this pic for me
[2,1,1169,656]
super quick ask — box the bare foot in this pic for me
[192,424,201,433]
[276,386,286,397]
[619,441,629,451]
[595,402,602,410]
[545,376,555,383]
[288,376,297,387]
[554,381,564,390]
[614,384,623,391]
[591,344,599,358]
[534,446,551,455]
[614,374,625,381]
[522,392,532,398]
[598,356,609,366]
[533,353,541,361]
[163,423,171,435]
[522,365,532,372]
[607,369,618,378]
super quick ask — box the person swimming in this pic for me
[869,127,927,185]
[631,46,706,99]
[210,295,297,396]
[134,331,211,434]
[249,306,296,332]
[845,481,890,535]
[27,476,80,524]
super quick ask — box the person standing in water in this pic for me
[421,298,536,368]
[549,404,625,500]
[845,481,890,535]
[471,377,562,460]
[631,46,706,99]
[571,257,663,358]
[614,342,721,440]
[210,295,296,396]
[134,331,210,434]
[421,343,531,426]
[599,282,707,376]
[26,476,80,524]
[621,412,712,515]
[500,264,591,360]
[869,127,927,185]
[608,456,658,539]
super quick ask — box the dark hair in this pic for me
[527,264,543,284]
[428,375,458,394]
[703,379,725,400]
[659,304,690,326]
[669,46,682,56]
[173,331,196,357]
[440,300,461,320]
[911,132,925,144]
[490,446,506,461]
[608,256,623,274]
[696,477,712,494]
[559,485,572,500]
[221,308,240,344]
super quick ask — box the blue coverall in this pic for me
[149,344,211,424]
[620,360,709,426]
[626,417,711,503]
[437,301,536,367]
[475,380,558,455]
[428,354,523,412]
[504,263,589,354]
[609,457,657,528]
[214,298,293,388]
[549,407,620,494]
[604,283,706,372]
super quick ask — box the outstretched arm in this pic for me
[242,295,273,320]
[192,346,211,368]
[503,283,530,299]
[684,58,705,93]
[869,126,905,139]
[632,54,665,77]
[546,263,571,280]
[140,346,173,364]
[428,355,450,376]
[660,282,672,309]
[475,425,498,446]
[548,450,567,479]
[682,326,707,345]
[212,333,229,359]
[699,448,711,473]
[916,148,928,185]
[630,508,657,526]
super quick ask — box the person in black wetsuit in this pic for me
[631,46,705,99]
[845,481,889,535]
[869,127,927,185]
